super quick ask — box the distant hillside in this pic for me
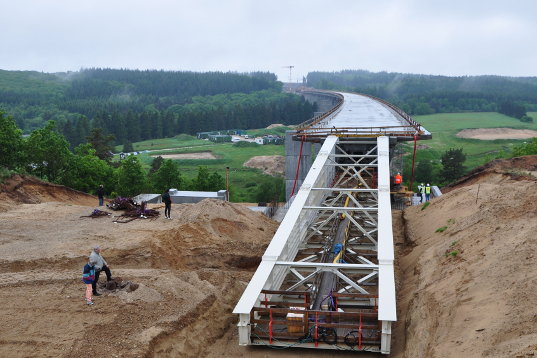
[307,70,537,115]
[0,68,315,147]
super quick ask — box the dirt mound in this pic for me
[456,127,537,140]
[0,175,96,212]
[151,199,278,270]
[391,158,537,357]
[243,155,284,175]
[266,123,284,129]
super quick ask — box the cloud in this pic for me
[1,0,536,79]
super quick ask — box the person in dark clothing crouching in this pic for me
[89,246,112,296]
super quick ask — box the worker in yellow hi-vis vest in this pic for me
[418,183,425,203]
[425,183,431,202]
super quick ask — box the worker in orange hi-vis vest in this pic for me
[394,172,402,189]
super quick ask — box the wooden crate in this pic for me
[286,307,305,333]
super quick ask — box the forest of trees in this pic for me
[0,68,316,148]
[307,70,537,116]
[0,111,227,198]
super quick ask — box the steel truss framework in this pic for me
[234,136,396,354]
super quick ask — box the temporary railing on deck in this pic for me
[295,90,345,129]
[294,125,420,139]
[251,289,382,350]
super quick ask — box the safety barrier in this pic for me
[295,90,344,129]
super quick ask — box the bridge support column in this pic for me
[380,321,392,354]
[285,131,313,200]
[237,313,251,346]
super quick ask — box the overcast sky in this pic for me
[1,0,536,81]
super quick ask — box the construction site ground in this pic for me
[1,155,537,357]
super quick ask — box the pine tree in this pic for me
[441,148,466,183]
[117,156,147,197]
[0,111,24,169]
[153,159,182,192]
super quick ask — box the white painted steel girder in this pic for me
[376,136,397,322]
[233,136,338,321]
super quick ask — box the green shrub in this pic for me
[436,226,448,233]
[0,167,15,183]
[444,250,459,257]
[233,141,259,148]
[421,202,430,210]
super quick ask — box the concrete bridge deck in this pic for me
[296,90,431,140]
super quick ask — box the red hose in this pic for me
[409,134,418,192]
[269,309,273,344]
[314,312,319,348]
[358,312,363,350]
[290,135,306,197]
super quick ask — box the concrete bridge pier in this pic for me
[300,92,341,113]
[285,131,315,200]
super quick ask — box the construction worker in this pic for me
[425,183,431,202]
[417,183,424,203]
[394,172,402,189]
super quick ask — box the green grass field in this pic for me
[118,113,537,200]
[406,112,537,170]
[116,134,285,202]
[115,134,213,152]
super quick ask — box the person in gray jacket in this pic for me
[89,246,112,296]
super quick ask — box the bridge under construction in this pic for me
[233,90,431,354]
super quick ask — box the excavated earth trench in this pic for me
[1,155,537,357]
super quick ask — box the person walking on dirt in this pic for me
[162,189,172,219]
[97,185,105,206]
[89,246,112,296]
[82,258,96,305]
[425,184,431,202]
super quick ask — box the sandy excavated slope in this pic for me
[391,156,537,358]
